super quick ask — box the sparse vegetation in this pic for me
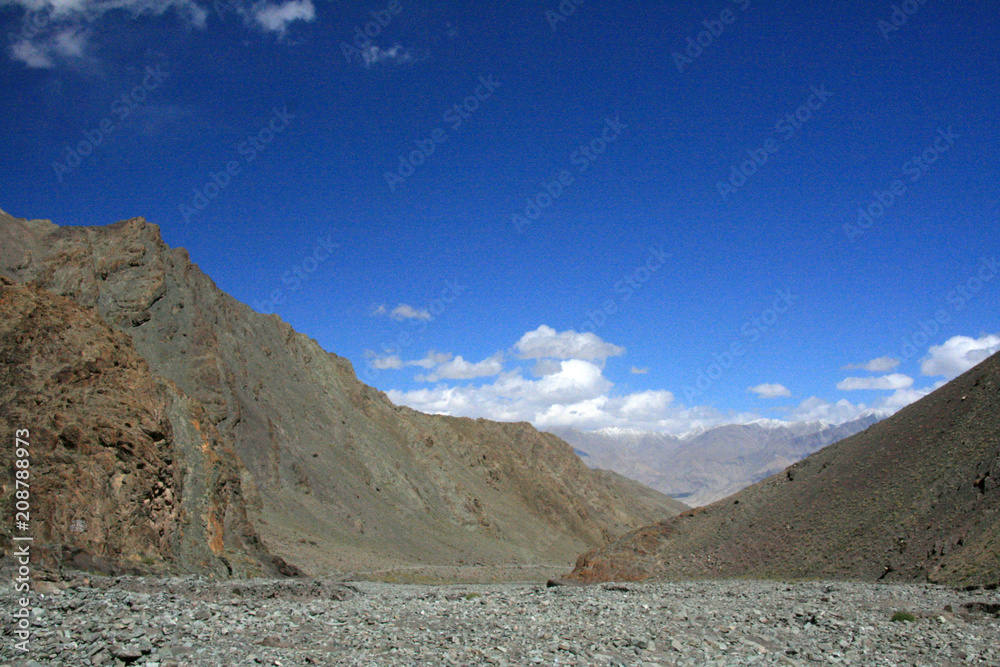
[891,611,916,622]
[465,592,482,600]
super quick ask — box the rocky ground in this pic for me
[2,571,999,666]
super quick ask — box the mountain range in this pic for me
[551,414,886,506]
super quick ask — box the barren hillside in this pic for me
[569,350,1000,587]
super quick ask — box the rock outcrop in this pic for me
[0,277,280,577]
[568,349,1000,587]
[0,210,684,577]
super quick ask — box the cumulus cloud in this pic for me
[361,44,413,68]
[385,345,708,434]
[514,325,624,362]
[836,373,914,391]
[920,334,1000,379]
[389,361,610,422]
[748,383,791,398]
[843,356,900,372]
[629,366,649,375]
[620,390,674,419]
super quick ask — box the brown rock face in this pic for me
[0,277,274,576]
[569,350,1000,587]
[1,210,684,576]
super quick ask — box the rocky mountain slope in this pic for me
[568,350,1000,587]
[0,277,284,577]
[551,415,883,506]
[0,210,685,578]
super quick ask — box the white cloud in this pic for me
[418,354,503,382]
[389,304,431,321]
[533,397,611,429]
[11,39,55,68]
[361,44,413,68]
[252,0,314,37]
[53,26,86,56]
[514,325,624,362]
[880,383,943,412]
[844,356,900,372]
[920,334,1000,379]
[388,359,611,428]
[10,26,90,68]
[748,383,791,398]
[365,350,454,371]
[788,396,869,424]
[620,390,674,419]
[365,352,403,370]
[407,351,452,369]
[836,373,913,391]
[534,360,613,404]
[8,0,209,29]
[385,349,723,434]
[5,0,313,68]
[629,366,649,375]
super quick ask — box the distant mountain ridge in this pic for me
[0,210,685,578]
[568,349,1000,587]
[550,413,885,506]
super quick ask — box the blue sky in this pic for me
[2,0,998,434]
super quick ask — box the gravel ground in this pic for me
[2,572,999,666]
